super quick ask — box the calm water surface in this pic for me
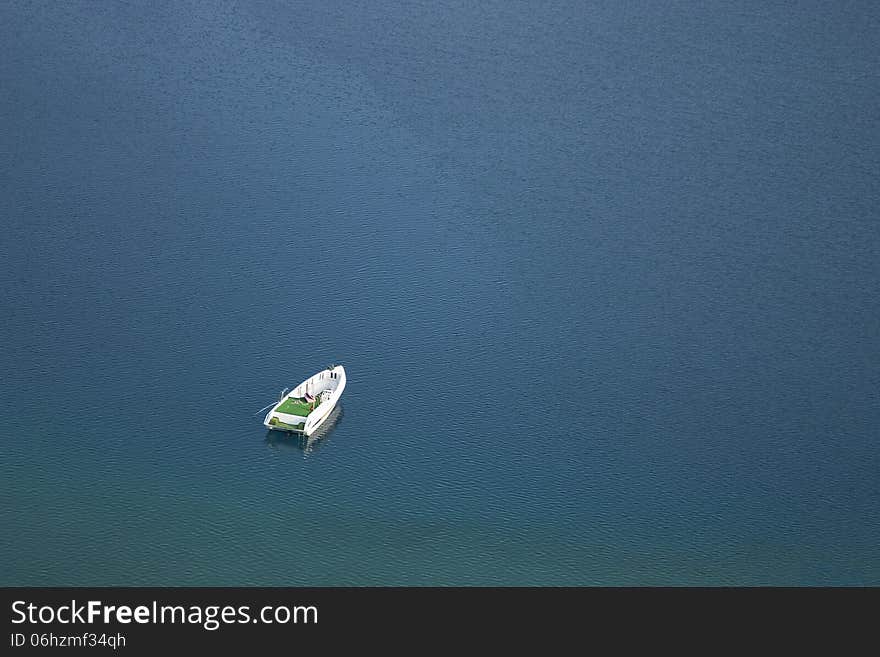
[1,1,878,584]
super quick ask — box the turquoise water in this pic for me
[1,1,878,585]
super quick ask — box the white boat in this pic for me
[263,365,346,437]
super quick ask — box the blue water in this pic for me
[1,1,878,585]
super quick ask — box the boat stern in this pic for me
[264,410,307,433]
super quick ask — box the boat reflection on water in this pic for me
[264,405,343,457]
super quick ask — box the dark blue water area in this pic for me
[1,1,878,584]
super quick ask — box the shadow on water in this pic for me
[264,406,344,457]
